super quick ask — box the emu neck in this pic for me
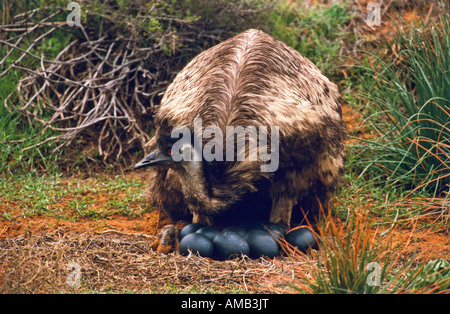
[179,161,221,215]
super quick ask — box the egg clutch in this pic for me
[178,222,318,260]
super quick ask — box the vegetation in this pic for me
[0,173,146,220]
[352,9,449,197]
[267,0,354,78]
[281,208,449,294]
[0,0,448,294]
[0,0,271,169]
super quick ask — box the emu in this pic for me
[135,29,346,231]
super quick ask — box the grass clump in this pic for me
[279,209,449,294]
[352,8,449,197]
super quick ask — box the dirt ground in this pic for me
[1,152,448,293]
[0,182,448,293]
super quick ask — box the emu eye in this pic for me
[167,149,172,156]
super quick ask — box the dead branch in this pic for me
[0,0,271,162]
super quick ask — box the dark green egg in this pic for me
[195,226,221,241]
[286,227,318,252]
[245,229,279,259]
[179,223,204,239]
[179,233,214,257]
[213,231,250,260]
[222,225,247,237]
[258,222,286,241]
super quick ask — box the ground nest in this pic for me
[0,229,300,293]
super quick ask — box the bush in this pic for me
[0,0,271,166]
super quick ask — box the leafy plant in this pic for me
[396,259,450,292]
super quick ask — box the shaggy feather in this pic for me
[142,29,346,229]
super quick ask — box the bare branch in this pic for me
[1,0,271,162]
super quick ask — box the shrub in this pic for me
[0,0,271,165]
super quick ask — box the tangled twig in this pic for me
[1,0,270,161]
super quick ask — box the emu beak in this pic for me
[134,151,172,169]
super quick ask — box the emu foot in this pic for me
[150,224,180,254]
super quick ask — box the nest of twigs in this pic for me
[0,0,270,161]
[0,230,298,293]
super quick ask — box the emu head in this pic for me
[134,128,201,172]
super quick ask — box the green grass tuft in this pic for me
[351,9,450,197]
[283,209,449,294]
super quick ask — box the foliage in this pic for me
[396,259,450,292]
[0,0,271,169]
[352,8,450,197]
[266,0,353,77]
[283,209,449,294]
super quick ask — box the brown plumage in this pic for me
[136,29,346,230]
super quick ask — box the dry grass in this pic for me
[258,208,449,294]
[0,230,297,293]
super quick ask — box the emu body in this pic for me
[136,29,346,230]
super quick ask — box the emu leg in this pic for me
[150,225,180,254]
[269,169,305,230]
[269,197,295,230]
[192,212,213,226]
